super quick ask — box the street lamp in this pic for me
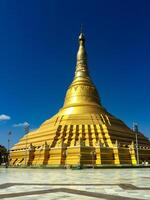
[7,131,12,166]
[8,131,12,152]
[24,122,30,166]
[133,122,139,165]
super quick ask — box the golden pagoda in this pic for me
[10,32,150,167]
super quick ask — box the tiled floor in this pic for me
[0,168,150,199]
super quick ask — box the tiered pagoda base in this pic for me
[10,145,150,167]
[9,115,150,167]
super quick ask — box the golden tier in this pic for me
[10,33,150,167]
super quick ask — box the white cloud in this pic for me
[0,114,11,121]
[13,121,30,128]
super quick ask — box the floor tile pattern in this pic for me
[0,168,150,199]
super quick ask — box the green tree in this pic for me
[0,145,7,164]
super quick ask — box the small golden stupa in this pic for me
[10,32,150,167]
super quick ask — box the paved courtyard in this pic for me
[0,168,150,200]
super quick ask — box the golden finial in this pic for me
[79,24,85,42]
[79,32,85,42]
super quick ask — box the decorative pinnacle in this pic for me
[75,31,89,78]
[79,32,85,42]
[79,24,85,41]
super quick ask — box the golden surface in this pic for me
[10,33,150,167]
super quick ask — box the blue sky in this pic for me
[0,0,150,148]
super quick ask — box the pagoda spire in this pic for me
[63,32,101,109]
[75,32,89,79]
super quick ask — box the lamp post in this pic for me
[7,131,12,166]
[8,131,12,152]
[24,122,30,166]
[133,122,139,165]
